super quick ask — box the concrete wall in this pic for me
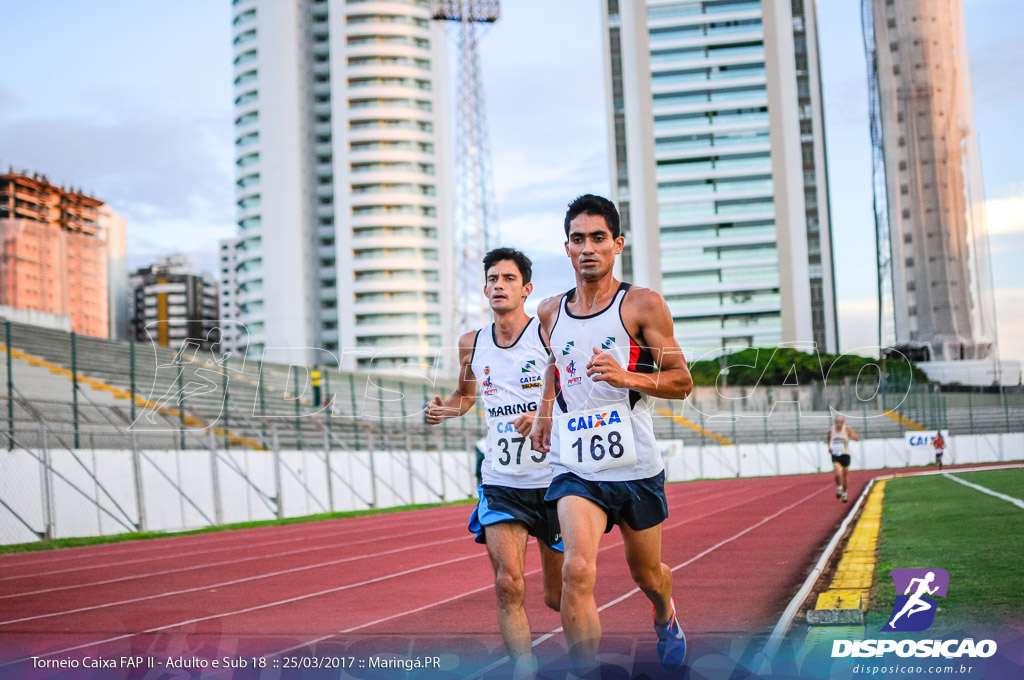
[0,447,477,545]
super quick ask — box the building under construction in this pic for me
[0,170,126,339]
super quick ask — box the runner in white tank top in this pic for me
[546,281,661,482]
[470,316,551,489]
[529,195,693,675]
[424,248,562,678]
[826,414,861,503]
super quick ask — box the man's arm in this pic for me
[847,426,861,442]
[585,287,692,399]
[529,296,561,453]
[425,331,478,424]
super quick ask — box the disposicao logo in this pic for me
[831,568,997,659]
[884,568,948,632]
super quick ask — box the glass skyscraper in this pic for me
[224,0,454,371]
[603,0,837,358]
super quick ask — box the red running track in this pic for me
[0,465,994,678]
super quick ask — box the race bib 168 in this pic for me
[556,405,638,474]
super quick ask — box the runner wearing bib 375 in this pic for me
[425,248,562,680]
[530,195,694,674]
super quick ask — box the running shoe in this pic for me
[836,487,842,499]
[842,492,848,503]
[653,600,687,670]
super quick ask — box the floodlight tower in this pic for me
[432,0,500,333]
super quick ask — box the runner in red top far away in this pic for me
[932,431,945,470]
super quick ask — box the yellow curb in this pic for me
[814,590,863,610]
[814,479,887,612]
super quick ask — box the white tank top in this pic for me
[547,282,663,482]
[829,426,849,456]
[470,317,553,489]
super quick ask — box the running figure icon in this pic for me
[887,571,939,627]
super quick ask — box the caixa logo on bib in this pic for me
[831,568,998,659]
[566,410,621,432]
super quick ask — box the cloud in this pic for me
[493,148,608,226]
[981,192,1024,236]
[834,286,1024,367]
[995,288,1024,365]
[0,112,235,260]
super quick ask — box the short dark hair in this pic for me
[483,247,532,285]
[564,194,620,240]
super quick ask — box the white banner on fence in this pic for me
[904,430,949,453]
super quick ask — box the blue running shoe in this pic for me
[653,600,687,670]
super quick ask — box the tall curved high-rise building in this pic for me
[864,0,997,363]
[224,0,453,372]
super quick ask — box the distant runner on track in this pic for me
[932,431,945,470]
[530,195,693,674]
[826,415,860,503]
[425,248,562,679]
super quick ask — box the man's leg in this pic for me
[483,522,533,670]
[557,495,608,672]
[841,465,850,493]
[620,522,673,625]
[538,541,563,612]
[833,461,843,492]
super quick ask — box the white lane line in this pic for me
[323,482,793,634]
[265,480,814,669]
[0,535,468,627]
[1,481,804,669]
[0,509,450,568]
[0,511,451,582]
[0,552,482,669]
[945,472,1024,509]
[523,485,828,656]
[0,483,713,574]
[0,524,466,601]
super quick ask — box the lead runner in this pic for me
[530,195,693,674]
[425,247,563,679]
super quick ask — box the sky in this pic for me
[0,0,1021,363]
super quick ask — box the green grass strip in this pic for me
[870,471,1024,631]
[0,498,475,555]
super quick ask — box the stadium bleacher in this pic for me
[2,318,1022,454]
[0,319,482,453]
